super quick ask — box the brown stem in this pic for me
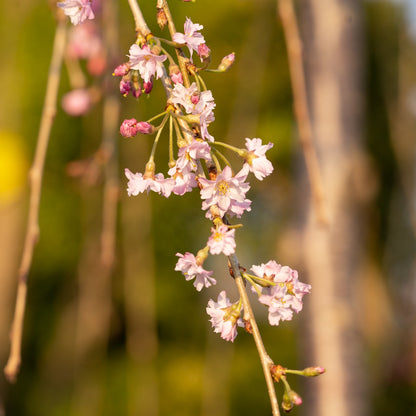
[4,16,67,383]
[229,255,281,416]
[277,0,328,225]
[127,0,151,37]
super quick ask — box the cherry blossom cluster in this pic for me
[116,16,310,343]
[56,1,322,412]
[57,0,311,346]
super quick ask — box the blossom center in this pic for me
[216,180,229,195]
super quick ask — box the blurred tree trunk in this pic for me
[299,1,369,415]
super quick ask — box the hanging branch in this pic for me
[4,14,67,383]
[277,0,328,225]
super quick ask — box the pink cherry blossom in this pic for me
[67,23,102,59]
[167,166,197,195]
[125,168,174,198]
[57,0,95,25]
[198,165,251,218]
[172,18,205,60]
[197,102,215,141]
[171,83,216,141]
[176,139,212,172]
[175,252,216,291]
[128,44,167,83]
[61,89,91,116]
[206,291,244,342]
[244,138,274,180]
[250,261,311,326]
[207,225,236,256]
[171,82,200,113]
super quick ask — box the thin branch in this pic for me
[127,0,151,38]
[4,16,67,383]
[229,254,281,416]
[277,0,328,225]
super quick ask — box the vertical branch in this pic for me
[4,15,67,383]
[229,255,281,416]
[127,0,151,37]
[277,0,328,225]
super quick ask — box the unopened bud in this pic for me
[282,392,293,413]
[198,43,211,60]
[217,53,235,72]
[136,122,155,134]
[120,77,132,96]
[113,63,131,77]
[157,8,167,29]
[120,118,139,138]
[143,80,153,94]
[302,366,326,377]
[169,64,183,84]
[288,390,302,406]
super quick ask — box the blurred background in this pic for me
[0,0,415,415]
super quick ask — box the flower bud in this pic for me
[169,64,183,84]
[143,80,153,94]
[120,118,139,138]
[157,8,167,29]
[119,78,132,96]
[62,89,92,116]
[288,390,302,406]
[113,63,131,77]
[217,53,235,72]
[282,392,293,413]
[302,366,326,377]
[198,43,211,60]
[136,122,155,135]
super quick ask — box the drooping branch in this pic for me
[4,14,67,383]
[277,0,328,225]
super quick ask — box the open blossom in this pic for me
[207,225,236,256]
[206,291,244,342]
[175,252,216,291]
[176,139,212,172]
[128,44,167,83]
[172,18,205,59]
[57,0,94,25]
[250,261,311,326]
[244,138,274,180]
[198,102,215,141]
[198,165,251,218]
[167,166,197,195]
[125,168,174,198]
[171,83,215,140]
